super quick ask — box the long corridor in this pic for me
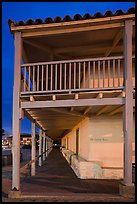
[20,147,120,195]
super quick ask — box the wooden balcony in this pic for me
[21,56,135,99]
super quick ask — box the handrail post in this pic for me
[39,129,42,166]
[43,132,46,161]
[31,121,36,176]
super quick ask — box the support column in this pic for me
[46,137,48,158]
[43,132,46,161]
[11,32,22,192]
[31,121,36,176]
[39,129,42,166]
[119,19,134,198]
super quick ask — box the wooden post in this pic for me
[12,32,22,191]
[46,137,48,157]
[39,129,42,166]
[43,132,46,161]
[31,121,36,176]
[123,20,133,186]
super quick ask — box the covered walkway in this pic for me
[20,147,120,195]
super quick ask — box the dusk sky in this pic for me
[2,2,135,135]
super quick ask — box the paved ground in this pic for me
[2,147,135,202]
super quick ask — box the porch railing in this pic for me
[21,56,135,94]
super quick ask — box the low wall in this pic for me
[61,148,123,179]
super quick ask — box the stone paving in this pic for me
[2,147,135,202]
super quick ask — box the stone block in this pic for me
[8,189,21,198]
[119,182,135,198]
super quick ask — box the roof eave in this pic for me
[9,14,135,35]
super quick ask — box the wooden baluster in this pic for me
[24,66,26,92]
[46,64,48,90]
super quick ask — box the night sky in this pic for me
[2,2,135,135]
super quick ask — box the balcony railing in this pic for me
[21,56,135,94]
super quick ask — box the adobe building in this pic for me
[8,7,135,198]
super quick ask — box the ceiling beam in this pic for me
[24,39,53,54]
[22,46,29,63]
[105,29,122,57]
[55,42,113,54]
[21,22,125,38]
[70,107,74,112]
[49,107,84,118]
[83,107,92,115]
[21,98,124,109]
[109,106,123,115]
[96,106,109,116]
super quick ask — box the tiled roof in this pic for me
[8,7,135,28]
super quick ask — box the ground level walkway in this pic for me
[2,147,135,202]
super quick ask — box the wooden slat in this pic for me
[113,59,115,87]
[24,67,26,92]
[69,63,71,90]
[83,61,85,88]
[64,63,66,90]
[33,66,35,91]
[46,64,48,90]
[37,65,39,91]
[55,64,57,90]
[60,64,62,90]
[41,65,44,91]
[88,61,90,88]
[28,66,30,91]
[103,60,105,88]
[118,59,120,87]
[51,64,53,90]
[79,62,80,88]
[98,61,100,88]
[108,60,110,87]
[74,62,76,89]
[93,61,95,88]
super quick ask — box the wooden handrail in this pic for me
[21,55,124,67]
[20,147,52,173]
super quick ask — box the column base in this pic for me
[8,189,21,198]
[119,182,135,198]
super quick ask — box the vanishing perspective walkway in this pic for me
[2,147,135,202]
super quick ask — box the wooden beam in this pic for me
[83,107,92,115]
[24,109,41,129]
[10,14,134,33]
[75,94,79,100]
[55,42,114,54]
[48,108,84,118]
[52,95,56,101]
[118,91,126,98]
[30,95,35,102]
[22,46,29,63]
[96,106,109,116]
[24,39,53,54]
[31,121,36,176]
[22,22,125,38]
[123,20,133,186]
[12,32,22,191]
[105,29,122,57]
[21,98,124,109]
[96,92,103,99]
[70,107,74,112]
[109,106,122,115]
[38,129,42,166]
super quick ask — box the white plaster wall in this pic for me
[62,117,90,160]
[88,113,135,167]
[61,112,135,179]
